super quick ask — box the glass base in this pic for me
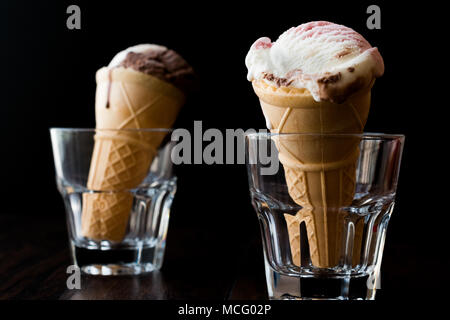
[81,263,156,275]
[71,241,164,276]
[264,261,377,300]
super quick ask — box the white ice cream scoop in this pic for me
[245,21,384,103]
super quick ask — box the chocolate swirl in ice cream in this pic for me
[118,47,195,93]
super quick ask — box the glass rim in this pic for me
[245,132,405,140]
[49,127,174,133]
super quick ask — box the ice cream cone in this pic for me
[81,67,185,241]
[252,80,371,267]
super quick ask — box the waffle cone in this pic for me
[253,80,371,267]
[81,67,185,241]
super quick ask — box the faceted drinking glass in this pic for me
[245,132,404,300]
[50,128,177,275]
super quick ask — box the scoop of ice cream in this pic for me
[108,44,195,93]
[245,21,384,103]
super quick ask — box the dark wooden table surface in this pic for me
[0,213,445,300]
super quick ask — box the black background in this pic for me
[1,0,448,301]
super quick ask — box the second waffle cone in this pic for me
[81,67,185,241]
[252,80,371,268]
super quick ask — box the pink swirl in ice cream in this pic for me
[245,21,384,103]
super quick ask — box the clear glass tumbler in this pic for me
[245,133,404,300]
[50,128,177,275]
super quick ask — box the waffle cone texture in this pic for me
[81,67,185,241]
[252,80,371,267]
